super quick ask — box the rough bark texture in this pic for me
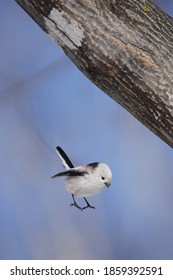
[15,0,173,147]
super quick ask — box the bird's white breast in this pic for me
[65,174,105,197]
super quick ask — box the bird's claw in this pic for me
[81,204,95,211]
[70,203,82,210]
[70,202,95,211]
[82,197,95,210]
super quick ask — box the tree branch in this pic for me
[15,0,173,148]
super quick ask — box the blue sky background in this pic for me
[0,0,173,260]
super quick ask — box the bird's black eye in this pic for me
[101,176,105,180]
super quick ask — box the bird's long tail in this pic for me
[51,146,74,178]
[56,146,74,169]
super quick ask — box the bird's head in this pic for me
[98,163,112,187]
[87,162,112,188]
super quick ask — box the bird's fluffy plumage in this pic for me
[65,163,112,197]
[51,146,112,210]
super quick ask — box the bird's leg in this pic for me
[70,194,82,210]
[82,197,95,210]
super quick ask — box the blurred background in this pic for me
[0,0,173,260]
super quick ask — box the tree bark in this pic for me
[15,0,173,148]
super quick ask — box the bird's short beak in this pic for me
[105,182,111,188]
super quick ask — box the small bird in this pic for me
[51,146,112,211]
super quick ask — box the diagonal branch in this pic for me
[15,0,173,148]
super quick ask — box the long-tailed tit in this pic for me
[51,146,112,211]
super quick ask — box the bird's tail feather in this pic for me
[56,146,74,169]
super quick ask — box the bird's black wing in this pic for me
[51,168,87,179]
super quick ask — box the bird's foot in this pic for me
[70,202,82,211]
[81,197,95,210]
[81,203,95,211]
[70,196,95,211]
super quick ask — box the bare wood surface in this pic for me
[15,0,173,147]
